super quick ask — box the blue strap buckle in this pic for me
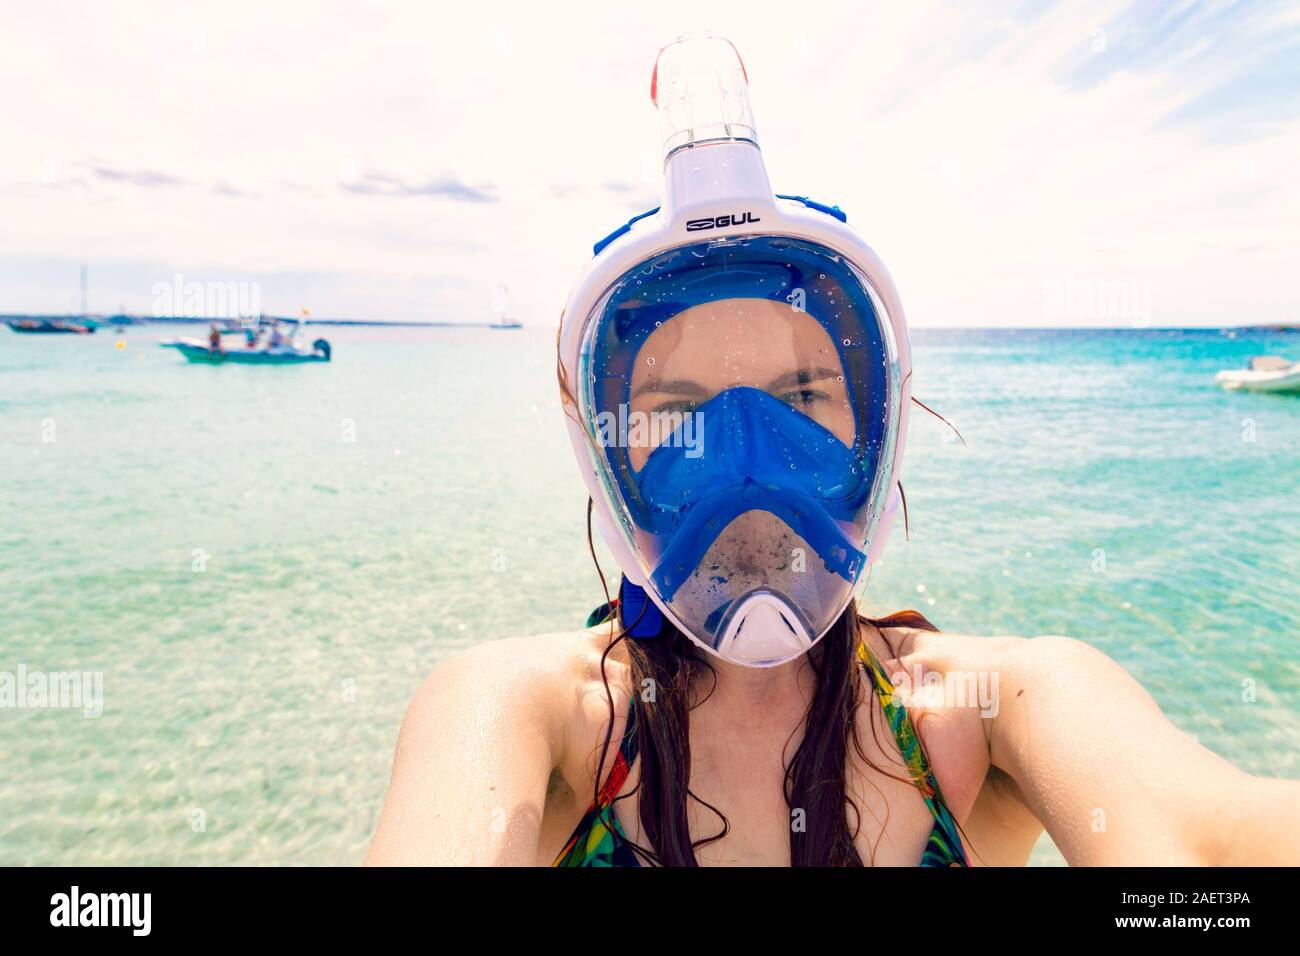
[775,194,847,223]
[593,206,661,256]
[618,576,664,638]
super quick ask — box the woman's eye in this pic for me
[778,389,824,408]
[653,399,699,415]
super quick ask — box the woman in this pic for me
[366,36,1299,867]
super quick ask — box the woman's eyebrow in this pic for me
[631,378,711,399]
[632,366,842,399]
[764,367,842,391]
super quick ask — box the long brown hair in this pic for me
[581,503,950,867]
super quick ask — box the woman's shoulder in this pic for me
[879,625,1119,693]
[369,627,628,865]
[862,614,1032,675]
[860,617,1121,761]
[410,625,629,707]
[858,618,1029,763]
[401,624,634,757]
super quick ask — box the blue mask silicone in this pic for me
[632,386,873,602]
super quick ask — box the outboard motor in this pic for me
[312,338,332,362]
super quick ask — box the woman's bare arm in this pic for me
[990,634,1300,866]
[365,636,570,866]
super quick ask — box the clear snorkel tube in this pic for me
[652,35,758,159]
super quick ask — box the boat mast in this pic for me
[80,264,88,318]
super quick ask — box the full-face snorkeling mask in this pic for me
[558,35,914,667]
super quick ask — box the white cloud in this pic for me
[1,0,1296,326]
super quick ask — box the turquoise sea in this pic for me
[1,324,1297,865]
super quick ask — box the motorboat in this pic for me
[160,337,331,364]
[6,318,96,334]
[1215,355,1300,393]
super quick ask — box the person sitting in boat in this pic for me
[207,324,224,355]
[269,322,285,349]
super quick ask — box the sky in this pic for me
[1,0,1297,327]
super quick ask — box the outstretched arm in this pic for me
[365,637,567,866]
[990,635,1300,866]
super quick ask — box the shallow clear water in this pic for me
[1,324,1296,865]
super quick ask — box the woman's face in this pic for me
[625,297,854,471]
[620,297,858,630]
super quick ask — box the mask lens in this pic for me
[578,235,900,665]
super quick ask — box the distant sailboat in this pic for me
[5,265,97,334]
[490,306,522,330]
[489,286,522,329]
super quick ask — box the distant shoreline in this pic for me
[3,315,1297,333]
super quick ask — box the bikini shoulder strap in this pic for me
[593,695,639,807]
[856,638,943,804]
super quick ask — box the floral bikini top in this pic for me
[552,606,969,868]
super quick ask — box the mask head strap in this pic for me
[618,576,666,638]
